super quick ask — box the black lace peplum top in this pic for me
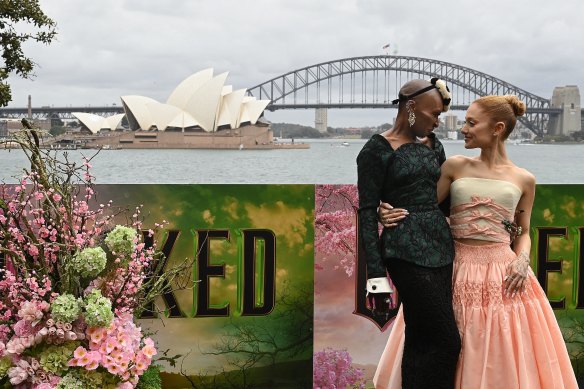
[357,133,454,278]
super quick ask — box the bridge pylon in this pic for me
[547,86,581,136]
[315,108,327,133]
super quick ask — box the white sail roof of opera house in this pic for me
[76,69,270,132]
[236,97,271,128]
[72,112,125,133]
[166,68,213,109]
[216,89,246,130]
[120,96,159,131]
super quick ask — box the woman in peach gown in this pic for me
[374,95,578,389]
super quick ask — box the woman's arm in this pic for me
[503,171,536,297]
[378,155,461,225]
[356,143,387,279]
[437,156,460,204]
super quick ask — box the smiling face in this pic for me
[461,102,497,149]
[411,90,443,138]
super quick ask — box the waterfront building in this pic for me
[69,70,301,149]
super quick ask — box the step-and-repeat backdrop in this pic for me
[24,184,582,387]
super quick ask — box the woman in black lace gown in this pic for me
[357,78,460,389]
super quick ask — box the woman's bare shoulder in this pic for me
[445,154,473,167]
[511,165,536,190]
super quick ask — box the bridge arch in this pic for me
[248,55,555,136]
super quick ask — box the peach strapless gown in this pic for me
[373,179,578,388]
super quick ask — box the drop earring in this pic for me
[406,101,416,127]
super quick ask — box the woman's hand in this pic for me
[378,202,408,228]
[504,250,530,298]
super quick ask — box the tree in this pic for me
[202,283,313,388]
[0,0,57,106]
[315,184,359,276]
[313,348,366,389]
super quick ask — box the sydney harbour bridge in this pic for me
[0,55,577,138]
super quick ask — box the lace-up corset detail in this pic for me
[449,178,522,243]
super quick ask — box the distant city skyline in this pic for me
[6,0,584,127]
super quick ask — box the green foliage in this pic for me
[0,0,57,106]
[543,134,572,143]
[137,365,162,389]
[270,122,325,138]
[360,129,375,139]
[571,130,584,141]
[50,125,67,136]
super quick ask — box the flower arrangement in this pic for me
[0,123,182,388]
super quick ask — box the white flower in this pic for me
[432,78,452,112]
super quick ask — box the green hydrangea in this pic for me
[105,225,137,256]
[84,289,113,327]
[77,370,108,389]
[137,364,162,389]
[39,343,77,375]
[56,370,113,389]
[51,293,81,323]
[0,356,12,379]
[70,246,107,278]
[56,371,85,389]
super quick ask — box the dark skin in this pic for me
[378,89,443,227]
[367,81,445,315]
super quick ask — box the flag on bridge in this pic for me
[382,43,390,49]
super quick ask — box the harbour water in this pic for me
[0,139,582,184]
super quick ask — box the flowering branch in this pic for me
[315,185,359,276]
[0,121,193,388]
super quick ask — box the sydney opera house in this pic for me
[72,69,296,149]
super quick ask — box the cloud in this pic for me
[560,197,577,219]
[244,200,310,247]
[6,0,584,127]
[222,197,240,220]
[543,208,555,223]
[202,209,215,225]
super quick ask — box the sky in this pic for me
[6,0,584,127]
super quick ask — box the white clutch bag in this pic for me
[366,277,393,294]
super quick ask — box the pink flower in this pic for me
[85,358,100,370]
[8,360,32,385]
[73,346,87,359]
[13,319,34,337]
[77,353,91,367]
[51,193,62,202]
[18,301,44,324]
[67,358,79,367]
[106,362,122,375]
[141,343,157,359]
